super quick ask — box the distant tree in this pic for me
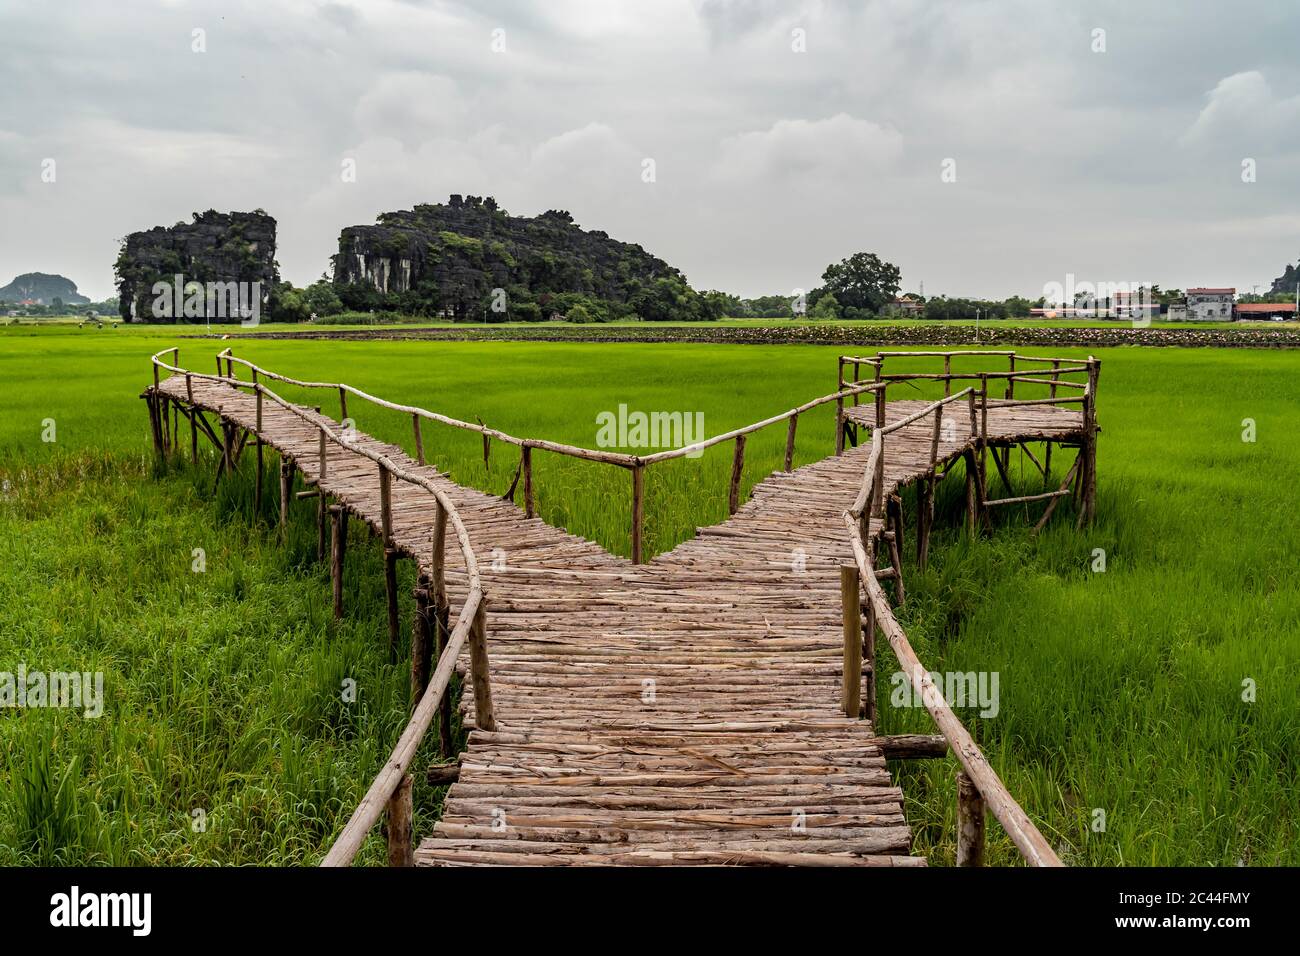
[810,292,841,319]
[812,253,900,314]
[302,278,344,316]
[52,296,64,313]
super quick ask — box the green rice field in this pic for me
[1,324,1296,865]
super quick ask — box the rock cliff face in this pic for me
[115,210,277,322]
[0,273,90,305]
[332,195,684,320]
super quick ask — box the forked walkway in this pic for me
[152,358,1088,866]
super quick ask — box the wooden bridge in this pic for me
[144,347,1099,867]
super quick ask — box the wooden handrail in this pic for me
[150,349,489,867]
[838,353,1087,866]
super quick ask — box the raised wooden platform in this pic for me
[154,372,1088,866]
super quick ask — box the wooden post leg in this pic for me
[189,406,199,465]
[956,770,986,866]
[840,565,862,720]
[917,478,934,569]
[411,576,432,708]
[279,460,292,530]
[631,465,644,564]
[963,450,979,537]
[885,496,906,608]
[147,395,163,461]
[384,547,400,663]
[385,774,414,867]
[468,597,495,732]
[436,601,453,757]
[330,506,348,619]
[863,600,877,727]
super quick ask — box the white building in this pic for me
[1186,288,1235,321]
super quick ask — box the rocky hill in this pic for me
[332,195,699,321]
[114,210,277,322]
[0,273,89,306]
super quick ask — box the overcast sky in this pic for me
[4,0,1300,301]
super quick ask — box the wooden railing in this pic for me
[213,347,880,562]
[149,348,494,867]
[835,349,1103,866]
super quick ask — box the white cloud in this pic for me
[1182,71,1300,152]
[712,114,903,185]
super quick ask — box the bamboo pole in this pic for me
[385,774,414,868]
[412,413,424,466]
[330,505,348,618]
[631,465,645,564]
[279,459,291,530]
[784,413,798,472]
[728,434,746,515]
[956,770,986,867]
[863,598,877,727]
[841,565,862,719]
[379,463,399,661]
[430,503,453,757]
[338,386,348,426]
[468,596,495,732]
[522,445,535,518]
[411,575,432,706]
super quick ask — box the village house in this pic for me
[883,294,925,317]
[1186,287,1235,321]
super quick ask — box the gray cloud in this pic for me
[3,0,1300,301]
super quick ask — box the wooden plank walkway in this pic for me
[156,375,1085,866]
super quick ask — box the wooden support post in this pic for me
[863,598,877,727]
[963,449,980,536]
[956,770,986,867]
[728,434,746,515]
[338,386,348,427]
[468,596,495,732]
[784,413,798,472]
[147,394,163,461]
[385,774,414,868]
[835,397,845,456]
[189,404,198,465]
[872,435,885,519]
[412,414,424,466]
[330,505,348,618]
[944,354,952,397]
[851,360,861,405]
[522,445,535,518]
[318,426,327,481]
[411,575,432,707]
[840,565,862,720]
[1006,354,1016,400]
[279,459,292,530]
[379,464,399,662]
[886,495,906,608]
[430,503,453,757]
[631,464,645,564]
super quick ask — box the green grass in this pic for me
[1,323,1296,865]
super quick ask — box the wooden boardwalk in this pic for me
[153,369,1088,867]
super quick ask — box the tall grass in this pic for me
[1,325,1297,865]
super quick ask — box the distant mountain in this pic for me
[332,194,711,322]
[0,272,90,305]
[1269,260,1299,294]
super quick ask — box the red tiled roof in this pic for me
[1235,302,1297,313]
[1187,287,1235,294]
